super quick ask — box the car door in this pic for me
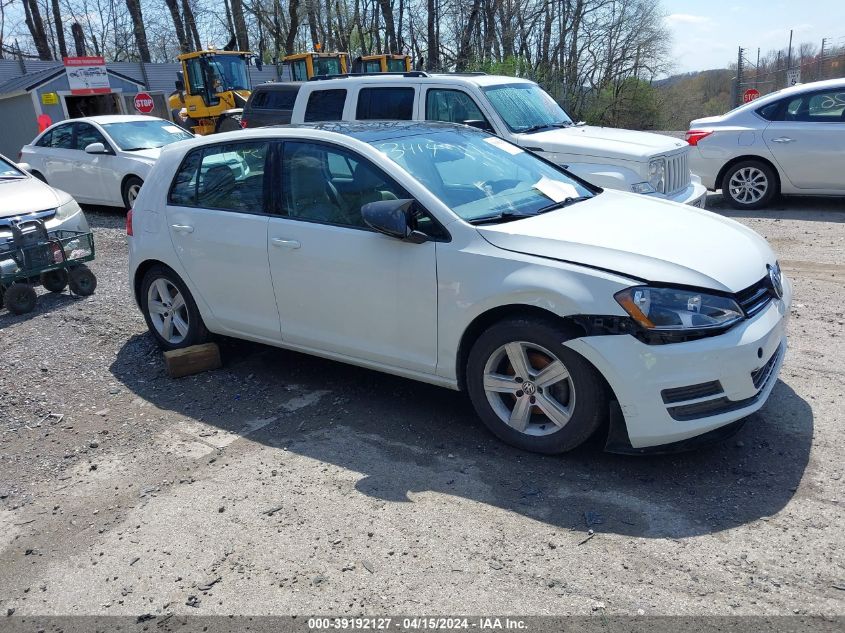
[165,140,282,342]
[38,123,77,194]
[762,87,845,191]
[267,140,439,373]
[71,122,113,203]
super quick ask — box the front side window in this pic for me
[290,60,308,82]
[304,89,346,122]
[483,83,573,133]
[102,120,192,151]
[74,123,108,150]
[784,89,845,122]
[370,128,593,223]
[168,141,268,212]
[426,89,489,126]
[357,87,414,120]
[282,141,407,228]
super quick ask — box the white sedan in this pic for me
[687,78,845,209]
[128,122,790,454]
[20,115,193,209]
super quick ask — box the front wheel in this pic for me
[466,318,607,454]
[721,160,778,210]
[122,176,144,209]
[140,265,208,350]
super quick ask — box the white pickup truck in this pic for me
[243,72,707,207]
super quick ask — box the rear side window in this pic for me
[41,124,73,149]
[356,87,414,120]
[304,89,346,122]
[756,101,782,121]
[252,87,299,110]
[168,141,269,213]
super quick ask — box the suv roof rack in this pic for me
[432,72,488,76]
[309,71,430,81]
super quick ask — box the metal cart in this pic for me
[0,218,97,315]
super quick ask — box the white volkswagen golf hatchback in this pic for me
[128,122,791,454]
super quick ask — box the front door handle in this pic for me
[770,137,795,143]
[271,238,301,249]
[171,224,194,233]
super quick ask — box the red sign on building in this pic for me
[63,56,110,95]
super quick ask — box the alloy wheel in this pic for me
[728,166,768,205]
[146,278,190,345]
[127,184,141,206]
[482,341,576,436]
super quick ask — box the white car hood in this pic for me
[476,190,775,293]
[123,148,161,161]
[514,125,689,162]
[0,177,72,218]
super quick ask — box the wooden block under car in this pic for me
[164,343,222,378]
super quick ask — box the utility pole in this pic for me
[755,47,760,89]
[819,37,828,80]
[787,29,793,69]
[735,46,744,107]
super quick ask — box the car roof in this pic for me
[298,73,535,88]
[736,77,845,112]
[80,115,166,125]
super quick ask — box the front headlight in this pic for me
[55,199,82,221]
[615,286,743,331]
[648,158,666,194]
[631,182,656,194]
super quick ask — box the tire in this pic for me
[140,265,208,350]
[216,115,242,133]
[721,160,778,210]
[68,265,97,296]
[4,283,37,315]
[40,269,68,293]
[121,176,144,209]
[466,318,607,454]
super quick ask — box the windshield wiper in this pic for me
[517,124,553,134]
[537,196,592,214]
[468,211,536,225]
[0,175,26,180]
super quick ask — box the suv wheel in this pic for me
[466,318,607,454]
[140,265,208,350]
[722,160,777,210]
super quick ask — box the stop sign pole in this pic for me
[133,92,155,114]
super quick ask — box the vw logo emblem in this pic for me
[522,381,537,396]
[768,264,783,299]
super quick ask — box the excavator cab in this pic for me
[352,54,412,73]
[282,52,350,80]
[168,50,253,135]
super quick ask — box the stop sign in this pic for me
[133,92,155,114]
[743,88,761,104]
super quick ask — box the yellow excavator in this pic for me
[352,54,412,73]
[169,49,254,135]
[282,51,350,80]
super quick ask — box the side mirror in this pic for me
[175,72,185,92]
[84,142,107,155]
[362,199,428,244]
[463,119,494,133]
[16,162,33,173]
[255,56,264,72]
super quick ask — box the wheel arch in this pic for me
[133,258,173,306]
[455,304,588,391]
[716,155,782,194]
[121,173,144,200]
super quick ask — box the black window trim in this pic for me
[275,138,451,242]
[166,139,275,216]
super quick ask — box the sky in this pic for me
[663,0,845,74]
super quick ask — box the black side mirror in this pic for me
[175,72,185,92]
[255,56,264,72]
[362,199,428,244]
[463,119,494,133]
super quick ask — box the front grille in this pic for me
[661,380,723,404]
[736,276,775,318]
[0,209,57,240]
[664,150,691,195]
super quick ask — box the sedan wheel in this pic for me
[122,176,144,209]
[722,160,777,210]
[467,318,607,454]
[140,266,208,350]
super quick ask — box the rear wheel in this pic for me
[466,318,607,454]
[41,269,68,293]
[140,265,208,350]
[4,283,37,315]
[216,115,242,133]
[721,160,778,210]
[122,176,144,209]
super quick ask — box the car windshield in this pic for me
[369,128,594,223]
[483,83,573,133]
[314,57,343,76]
[0,156,24,179]
[102,120,193,151]
[205,54,250,91]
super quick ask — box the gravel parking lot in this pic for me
[0,192,843,618]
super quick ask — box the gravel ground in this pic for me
[0,192,843,618]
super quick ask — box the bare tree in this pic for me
[23,0,53,59]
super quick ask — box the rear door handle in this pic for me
[171,224,194,233]
[271,238,301,249]
[771,137,794,143]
